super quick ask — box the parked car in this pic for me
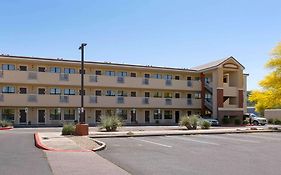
[200,116,220,126]
[245,113,267,125]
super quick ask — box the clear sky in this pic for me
[1,0,280,90]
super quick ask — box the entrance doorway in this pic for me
[175,111,180,123]
[19,109,27,124]
[131,110,137,123]
[145,111,150,123]
[38,109,46,124]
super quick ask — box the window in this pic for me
[64,68,75,74]
[50,108,61,120]
[187,93,192,99]
[187,111,192,116]
[164,110,172,119]
[2,86,15,93]
[130,72,136,77]
[105,109,116,116]
[50,67,61,73]
[144,73,150,78]
[153,92,162,98]
[117,90,127,96]
[95,90,102,96]
[117,72,127,77]
[2,64,15,70]
[95,110,102,123]
[50,88,61,95]
[187,77,192,81]
[164,92,172,98]
[117,109,127,120]
[2,109,15,121]
[19,66,27,71]
[145,92,150,97]
[194,92,201,99]
[105,71,115,76]
[164,75,172,80]
[64,109,75,120]
[38,67,46,72]
[152,74,162,79]
[154,109,162,120]
[19,87,27,94]
[79,90,85,95]
[175,93,180,98]
[95,70,102,75]
[131,91,136,97]
[106,90,115,96]
[223,75,228,83]
[38,88,46,95]
[64,89,75,95]
[175,76,180,80]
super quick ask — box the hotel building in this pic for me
[0,55,247,126]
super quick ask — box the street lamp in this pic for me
[79,43,87,123]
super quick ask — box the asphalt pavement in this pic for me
[97,132,281,175]
[0,130,53,175]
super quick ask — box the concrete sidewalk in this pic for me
[36,132,130,175]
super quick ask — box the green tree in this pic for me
[249,42,281,112]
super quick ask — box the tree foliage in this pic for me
[249,42,281,112]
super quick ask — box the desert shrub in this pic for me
[201,120,211,129]
[62,124,75,135]
[222,117,230,125]
[100,115,122,132]
[0,120,13,127]
[234,119,241,126]
[274,119,281,125]
[179,115,199,130]
[242,120,249,125]
[268,118,274,124]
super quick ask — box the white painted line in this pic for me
[130,137,172,148]
[207,135,260,143]
[232,134,281,141]
[166,136,219,146]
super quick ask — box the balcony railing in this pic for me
[143,78,149,85]
[28,72,37,80]
[187,98,192,105]
[165,98,172,105]
[89,96,97,103]
[143,97,149,104]
[0,94,3,101]
[117,96,124,104]
[89,75,98,82]
[117,76,124,83]
[60,95,69,103]
[59,73,69,81]
[28,95,37,102]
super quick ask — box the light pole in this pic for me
[79,43,87,123]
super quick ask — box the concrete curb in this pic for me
[91,138,106,151]
[90,129,281,138]
[0,127,13,130]
[34,133,91,152]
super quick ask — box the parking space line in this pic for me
[206,135,260,143]
[231,134,281,141]
[130,137,172,148]
[166,136,219,146]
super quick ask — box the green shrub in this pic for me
[179,115,199,130]
[234,119,241,126]
[222,117,230,125]
[268,118,274,124]
[274,119,281,125]
[201,120,211,129]
[242,120,249,125]
[0,120,13,127]
[100,115,122,132]
[62,124,75,135]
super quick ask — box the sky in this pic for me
[1,0,281,90]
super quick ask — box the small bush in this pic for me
[0,120,13,127]
[274,119,281,125]
[234,119,241,126]
[268,118,274,124]
[62,124,75,135]
[201,120,211,129]
[179,115,199,130]
[222,117,230,125]
[100,115,122,132]
[242,120,249,125]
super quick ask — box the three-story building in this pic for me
[0,55,247,126]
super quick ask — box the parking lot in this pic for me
[98,132,281,175]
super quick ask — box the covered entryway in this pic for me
[19,109,27,124]
[175,111,180,123]
[38,109,46,124]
